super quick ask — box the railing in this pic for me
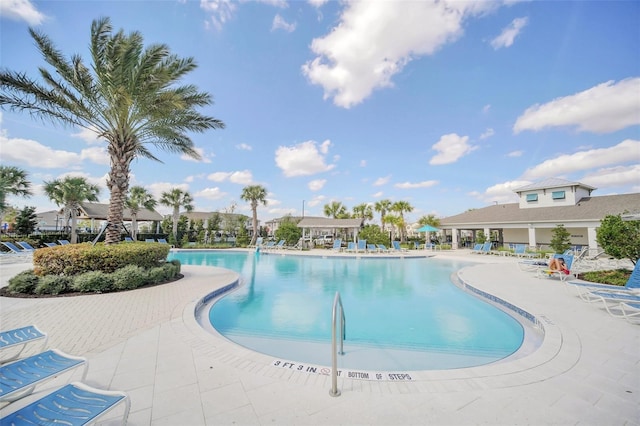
[329,291,346,397]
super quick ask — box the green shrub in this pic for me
[148,266,167,284]
[72,271,114,293]
[33,243,170,276]
[111,265,147,291]
[580,269,630,286]
[7,270,39,294]
[35,275,72,295]
[169,259,181,273]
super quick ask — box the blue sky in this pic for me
[1,0,639,224]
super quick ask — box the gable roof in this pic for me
[297,217,365,229]
[79,203,163,221]
[514,178,596,193]
[440,193,640,227]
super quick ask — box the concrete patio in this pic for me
[0,249,638,425]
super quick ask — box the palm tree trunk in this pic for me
[70,205,78,244]
[105,154,131,244]
[131,214,138,240]
[172,206,179,241]
[250,202,258,245]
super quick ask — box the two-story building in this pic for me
[439,178,640,252]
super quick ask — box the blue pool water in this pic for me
[169,250,526,371]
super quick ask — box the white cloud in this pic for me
[180,147,213,163]
[522,139,640,180]
[1,135,83,168]
[490,17,528,49]
[507,150,523,158]
[301,1,497,108]
[360,159,367,167]
[308,179,326,191]
[272,14,296,32]
[236,143,253,151]
[206,170,254,184]
[372,191,384,198]
[482,104,491,114]
[306,194,326,207]
[71,127,103,144]
[395,180,438,189]
[514,78,640,134]
[472,180,530,204]
[200,0,236,31]
[479,128,494,140]
[274,139,335,177]
[0,0,46,25]
[429,133,477,165]
[79,146,110,166]
[308,0,328,7]
[194,187,227,200]
[580,164,640,190]
[373,175,391,186]
[55,171,108,193]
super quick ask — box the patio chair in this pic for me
[1,242,31,254]
[248,237,263,248]
[16,241,36,251]
[332,239,342,252]
[356,239,367,253]
[535,254,575,281]
[392,241,408,252]
[58,239,70,245]
[0,325,48,364]
[157,238,169,244]
[0,382,130,425]
[569,260,640,301]
[262,241,276,250]
[470,243,483,254]
[584,291,640,318]
[273,239,286,250]
[43,242,58,248]
[479,242,492,255]
[0,349,88,402]
[123,237,134,242]
[345,242,356,253]
[376,244,391,253]
[367,244,379,253]
[619,302,640,322]
[145,238,156,243]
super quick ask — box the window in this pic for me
[552,191,566,200]
[526,194,538,202]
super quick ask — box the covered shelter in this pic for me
[77,203,164,233]
[296,217,365,246]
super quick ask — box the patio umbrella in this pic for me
[417,224,440,246]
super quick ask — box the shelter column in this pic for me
[451,228,459,249]
[528,225,537,249]
[587,227,598,253]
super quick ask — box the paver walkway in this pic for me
[0,250,638,425]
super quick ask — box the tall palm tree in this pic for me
[418,214,440,227]
[0,166,32,220]
[384,214,401,241]
[240,185,267,246]
[391,201,414,243]
[374,199,392,232]
[126,186,157,240]
[159,188,193,242]
[323,201,347,219]
[352,203,373,221]
[43,176,100,244]
[0,18,224,244]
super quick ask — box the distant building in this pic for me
[439,178,640,251]
[180,211,254,236]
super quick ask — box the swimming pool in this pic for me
[170,250,530,371]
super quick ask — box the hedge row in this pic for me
[7,260,181,295]
[33,242,171,276]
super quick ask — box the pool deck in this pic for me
[1,249,638,425]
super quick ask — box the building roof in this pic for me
[440,193,640,227]
[513,178,596,193]
[297,217,365,229]
[79,203,163,221]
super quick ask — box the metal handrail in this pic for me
[329,291,345,397]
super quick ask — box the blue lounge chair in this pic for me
[356,239,367,253]
[376,244,390,253]
[0,382,130,425]
[0,349,87,402]
[470,243,483,253]
[585,291,640,318]
[43,242,58,248]
[58,239,70,245]
[124,236,134,242]
[0,325,48,364]
[332,239,342,251]
[157,238,169,244]
[16,241,36,251]
[262,241,276,250]
[345,242,356,253]
[367,244,379,253]
[535,254,575,281]
[249,237,263,248]
[145,238,156,243]
[570,260,640,301]
[1,242,30,254]
[392,241,407,252]
[273,239,286,250]
[619,302,640,322]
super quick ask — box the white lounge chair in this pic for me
[0,325,48,364]
[0,382,130,425]
[535,254,575,281]
[0,349,88,402]
[619,302,640,322]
